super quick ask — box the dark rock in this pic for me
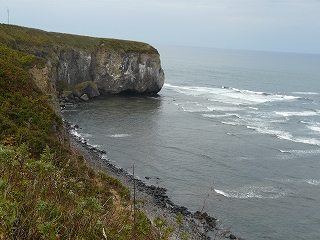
[202,212,209,219]
[230,234,237,239]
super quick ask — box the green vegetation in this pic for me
[0,24,158,54]
[56,80,73,95]
[99,38,159,54]
[0,25,184,239]
[1,145,120,238]
[0,43,62,156]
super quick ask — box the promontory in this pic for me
[0,24,165,113]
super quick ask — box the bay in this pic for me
[63,46,320,239]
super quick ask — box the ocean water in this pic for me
[62,46,320,239]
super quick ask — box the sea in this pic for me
[62,45,320,239]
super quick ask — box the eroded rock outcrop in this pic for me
[91,43,164,94]
[1,25,164,102]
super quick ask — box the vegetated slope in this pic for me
[0,23,158,54]
[0,41,167,239]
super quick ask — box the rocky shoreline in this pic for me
[65,121,241,240]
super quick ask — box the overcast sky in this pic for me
[1,0,320,54]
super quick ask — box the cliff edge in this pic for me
[0,24,165,108]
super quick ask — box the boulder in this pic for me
[80,94,89,101]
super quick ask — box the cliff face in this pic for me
[92,44,164,93]
[45,44,165,94]
[0,24,165,100]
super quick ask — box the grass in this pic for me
[0,24,158,54]
[0,144,154,239]
[0,26,181,239]
[0,45,62,157]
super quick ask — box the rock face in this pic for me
[0,24,165,114]
[15,34,164,96]
[91,45,164,94]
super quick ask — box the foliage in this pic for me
[153,216,175,239]
[0,143,181,239]
[99,38,159,54]
[0,24,158,54]
[0,144,155,239]
[0,50,62,156]
[0,30,178,239]
[56,80,73,95]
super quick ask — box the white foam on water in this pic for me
[89,144,101,148]
[247,124,320,147]
[246,117,289,136]
[203,113,240,119]
[267,178,320,186]
[293,137,320,146]
[70,129,82,139]
[166,83,320,147]
[274,111,319,117]
[179,102,211,112]
[221,121,239,126]
[70,129,89,144]
[108,134,131,138]
[248,106,259,110]
[303,179,320,186]
[203,114,228,118]
[165,83,298,106]
[277,134,320,146]
[292,92,319,95]
[307,125,320,133]
[279,149,291,154]
[215,186,290,199]
[279,148,320,155]
[214,189,230,197]
[207,106,243,112]
[268,178,320,186]
[267,178,294,183]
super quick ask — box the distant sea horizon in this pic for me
[155,43,320,56]
[63,45,320,239]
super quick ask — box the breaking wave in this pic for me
[108,134,131,138]
[164,83,299,106]
[214,185,292,199]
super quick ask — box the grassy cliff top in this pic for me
[0,24,159,54]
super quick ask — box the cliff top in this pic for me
[0,24,158,54]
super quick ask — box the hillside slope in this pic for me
[0,26,174,240]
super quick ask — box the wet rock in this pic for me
[80,94,89,101]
